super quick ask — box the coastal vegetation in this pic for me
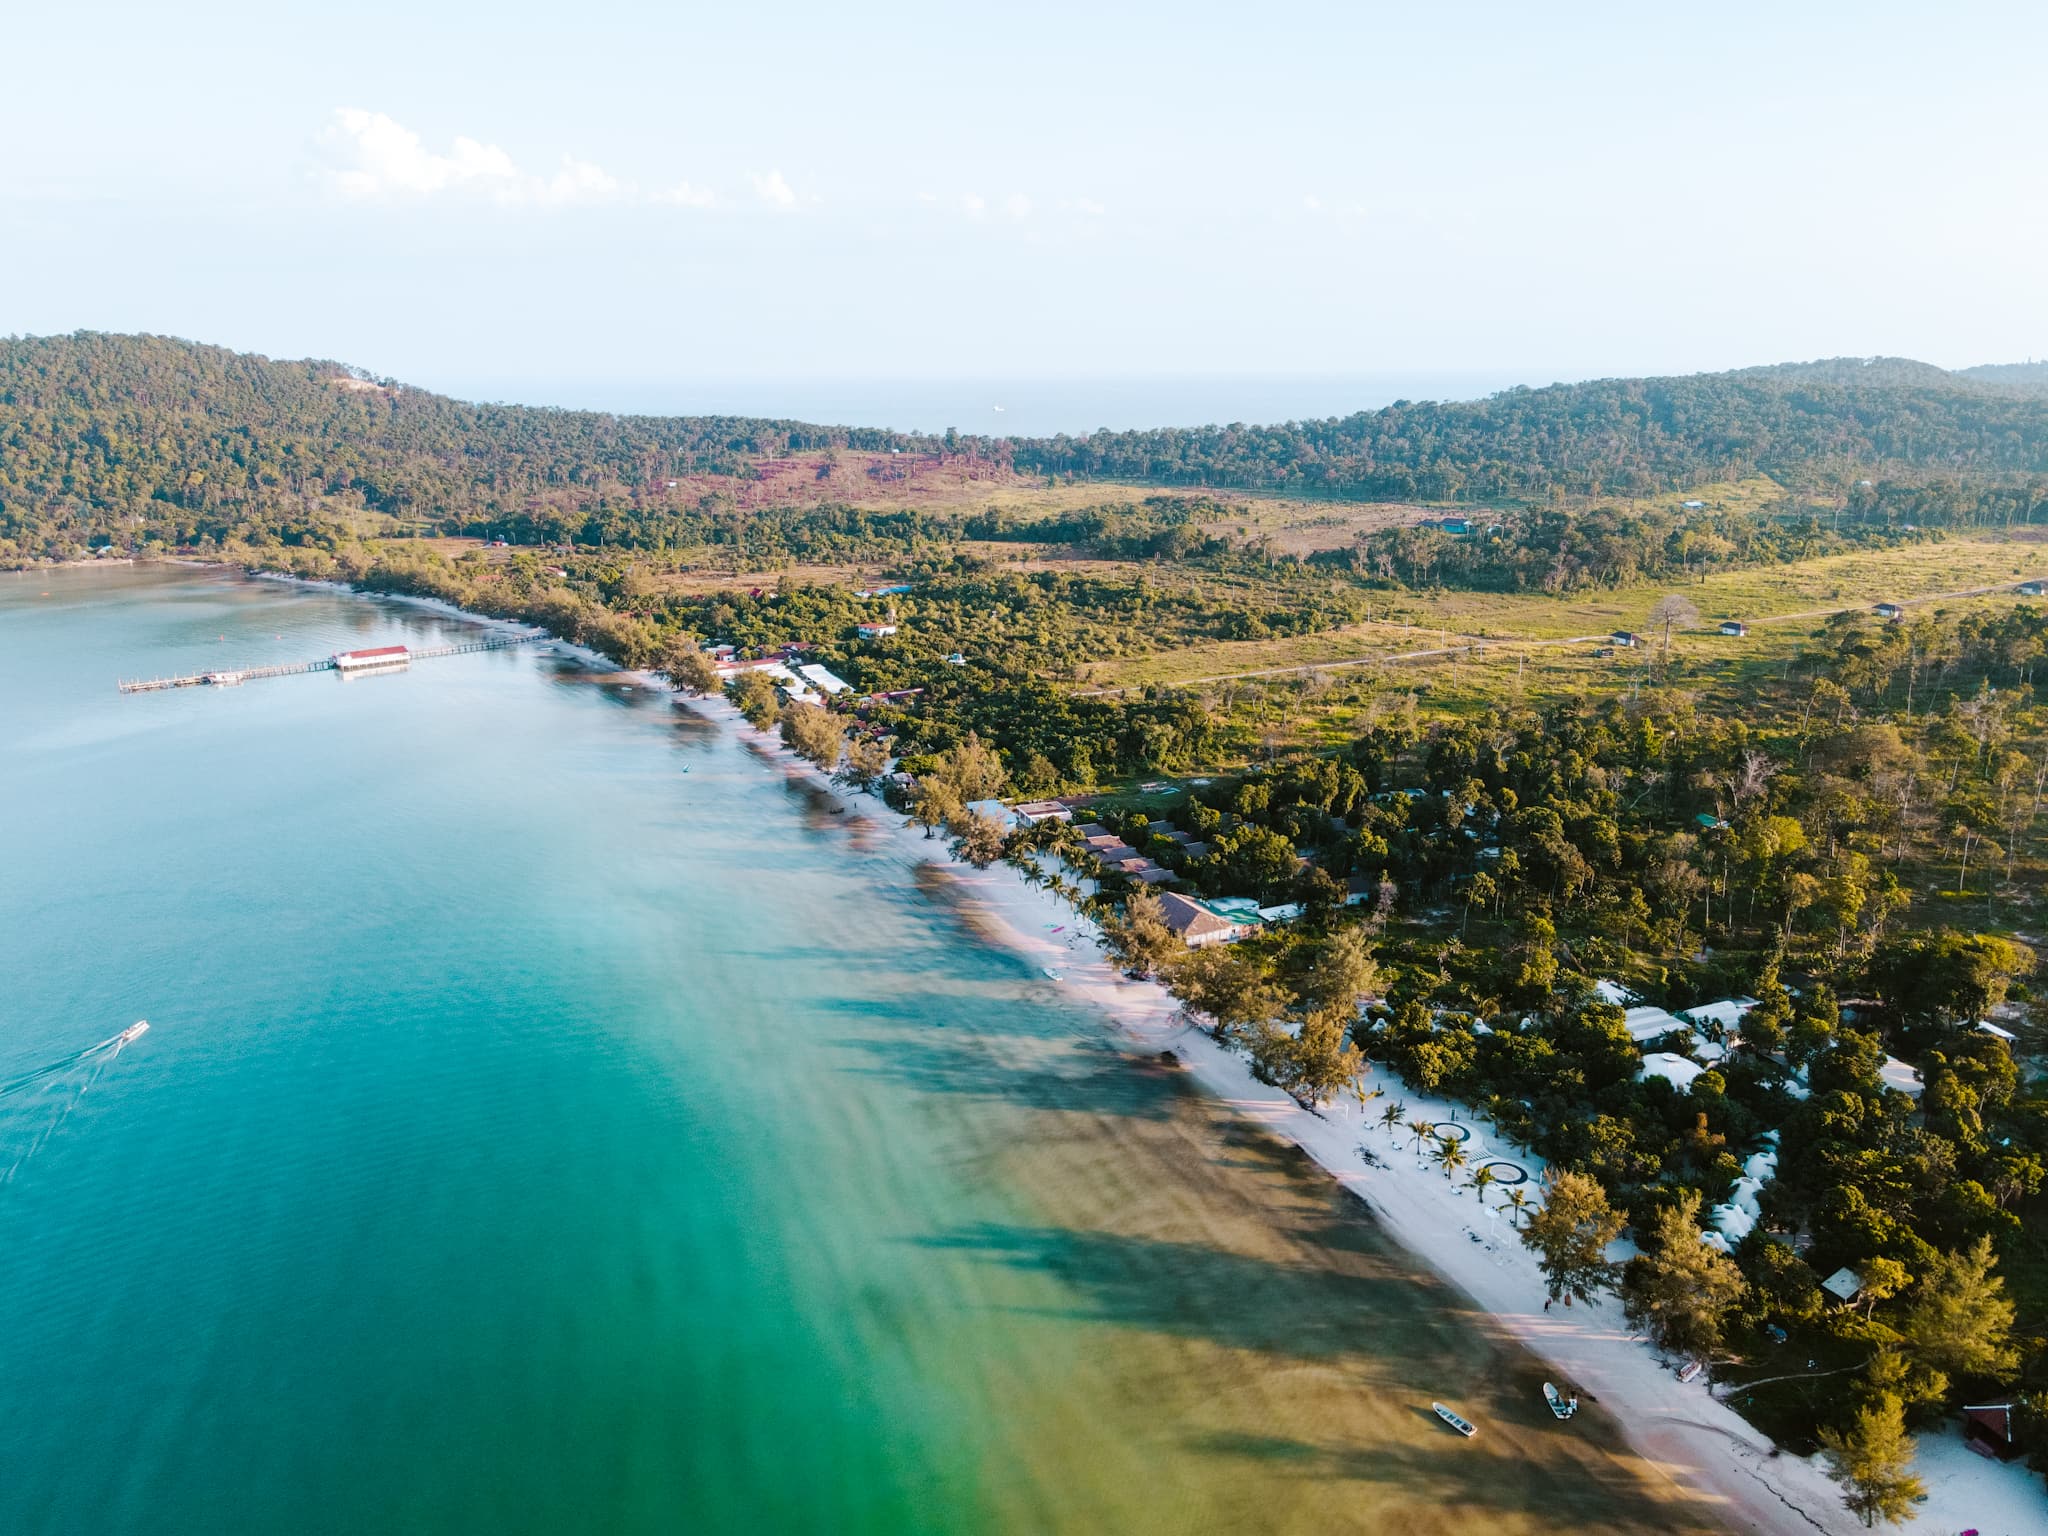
[11,332,2048,1518]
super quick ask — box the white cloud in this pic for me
[1303,195,1323,211]
[751,169,797,207]
[1002,192,1032,221]
[961,192,987,214]
[653,180,717,208]
[1074,197,1105,216]
[319,108,704,211]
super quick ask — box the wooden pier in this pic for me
[117,632,545,693]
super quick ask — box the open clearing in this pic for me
[1084,533,2048,690]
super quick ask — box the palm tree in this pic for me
[1407,1119,1433,1155]
[1434,1138,1470,1183]
[1380,1102,1406,1138]
[1470,1164,1498,1207]
[1503,1188,1531,1228]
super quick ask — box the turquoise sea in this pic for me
[0,566,1707,1536]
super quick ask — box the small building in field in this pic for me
[1875,602,1904,620]
[1719,620,1747,637]
[1611,630,1642,648]
[2018,581,2045,597]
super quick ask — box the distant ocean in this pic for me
[435,371,1566,438]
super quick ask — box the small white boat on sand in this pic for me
[1544,1382,1578,1420]
[1432,1402,1477,1438]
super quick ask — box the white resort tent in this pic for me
[1639,1052,1705,1090]
[1622,1005,1689,1045]
[1681,997,1758,1035]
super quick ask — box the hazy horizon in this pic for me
[7,3,2044,388]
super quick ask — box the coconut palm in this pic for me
[1379,1102,1406,1138]
[1470,1164,1498,1206]
[1434,1137,1470,1182]
[1407,1119,1433,1155]
[1503,1188,1531,1228]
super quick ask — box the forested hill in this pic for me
[1010,356,2048,500]
[6,333,2048,562]
[0,331,916,542]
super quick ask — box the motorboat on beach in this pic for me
[1544,1382,1578,1420]
[1432,1402,1477,1438]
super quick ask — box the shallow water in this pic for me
[0,566,1715,1535]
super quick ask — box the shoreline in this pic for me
[705,708,1864,1536]
[221,564,2033,1536]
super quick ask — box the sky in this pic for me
[5,1,2047,427]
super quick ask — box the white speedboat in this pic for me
[1432,1402,1477,1438]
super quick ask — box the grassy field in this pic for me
[1083,532,2048,690]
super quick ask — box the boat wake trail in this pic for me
[0,1022,148,1185]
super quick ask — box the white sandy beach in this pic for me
[244,572,2041,1536]
[662,681,2047,1536]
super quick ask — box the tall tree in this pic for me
[779,702,845,769]
[1647,592,1701,661]
[1900,1235,2019,1381]
[1619,1190,1745,1358]
[1817,1393,1925,1529]
[1521,1171,1623,1307]
[661,634,719,695]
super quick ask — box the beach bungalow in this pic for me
[1012,800,1073,825]
[1962,1404,2021,1461]
[1159,892,1247,949]
[1975,1020,2019,1044]
[966,799,1027,831]
[1718,620,1747,637]
[1820,1267,1865,1306]
[1874,602,1904,620]
[1131,865,1177,885]
[856,623,899,639]
[1593,979,1637,1007]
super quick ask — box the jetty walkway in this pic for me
[117,632,544,693]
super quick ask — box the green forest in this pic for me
[10,331,2048,1520]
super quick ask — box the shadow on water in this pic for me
[830,1030,1186,1123]
[914,1221,1469,1378]
[920,1218,1700,1527]
[1180,1426,1687,1526]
